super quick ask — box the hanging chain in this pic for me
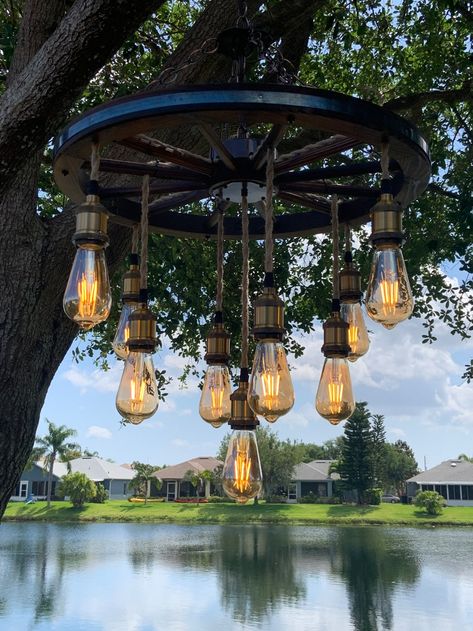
[140,175,150,290]
[216,202,225,312]
[264,148,275,274]
[331,195,340,301]
[241,191,250,369]
[236,0,249,28]
[151,37,219,87]
[381,140,390,180]
[90,142,100,182]
[344,223,352,254]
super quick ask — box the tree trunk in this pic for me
[47,453,56,508]
[0,0,320,518]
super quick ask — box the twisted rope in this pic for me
[331,195,340,301]
[90,142,100,182]
[381,141,390,180]
[140,175,150,290]
[241,192,249,369]
[216,204,225,312]
[264,148,274,274]
[131,225,140,256]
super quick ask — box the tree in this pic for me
[384,443,418,496]
[458,454,473,463]
[218,426,302,500]
[32,420,80,507]
[338,403,374,504]
[58,472,96,507]
[129,461,161,503]
[1,0,472,517]
[370,414,387,487]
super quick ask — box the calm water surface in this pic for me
[0,522,472,631]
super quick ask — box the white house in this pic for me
[289,460,338,502]
[407,459,473,506]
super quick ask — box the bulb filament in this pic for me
[348,324,359,349]
[380,274,399,316]
[328,381,343,415]
[261,371,281,410]
[234,450,252,493]
[210,385,225,418]
[77,272,98,319]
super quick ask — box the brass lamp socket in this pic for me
[205,323,231,365]
[321,311,350,358]
[253,287,285,341]
[127,304,157,353]
[339,264,362,303]
[370,192,403,245]
[229,371,258,430]
[73,194,109,248]
[122,255,141,303]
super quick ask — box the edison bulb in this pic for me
[248,341,294,422]
[340,303,370,362]
[112,302,139,359]
[199,365,232,426]
[63,246,111,330]
[116,351,159,424]
[366,246,414,329]
[222,430,263,504]
[315,357,355,425]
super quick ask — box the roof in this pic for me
[292,460,339,481]
[64,457,134,481]
[155,457,222,480]
[408,460,473,484]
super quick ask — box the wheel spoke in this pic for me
[278,191,331,213]
[100,181,207,198]
[148,190,209,216]
[277,161,386,183]
[85,158,207,182]
[197,123,237,171]
[117,134,212,175]
[252,124,288,170]
[280,182,379,198]
[275,135,361,174]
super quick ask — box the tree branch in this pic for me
[0,0,163,193]
[383,80,472,112]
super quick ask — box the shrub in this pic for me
[207,496,232,503]
[366,488,382,505]
[299,492,317,504]
[58,472,96,507]
[265,495,288,504]
[91,483,108,504]
[415,490,444,516]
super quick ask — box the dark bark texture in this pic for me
[0,0,323,517]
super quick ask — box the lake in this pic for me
[0,523,472,630]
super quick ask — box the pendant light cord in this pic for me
[140,175,150,290]
[331,195,340,302]
[241,191,249,370]
[345,223,352,254]
[264,148,274,275]
[131,225,140,256]
[381,141,390,180]
[90,142,100,183]
[216,204,225,313]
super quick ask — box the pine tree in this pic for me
[371,414,387,487]
[338,403,374,504]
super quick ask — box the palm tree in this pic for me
[458,454,473,463]
[33,419,80,507]
[129,461,162,503]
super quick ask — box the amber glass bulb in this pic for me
[366,245,414,329]
[63,246,111,330]
[222,430,263,504]
[116,351,159,424]
[248,341,294,422]
[315,357,355,425]
[112,302,140,360]
[199,365,232,426]
[340,302,370,362]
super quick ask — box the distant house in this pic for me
[153,457,222,501]
[289,460,338,502]
[407,459,473,506]
[10,456,135,501]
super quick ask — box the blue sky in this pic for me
[39,278,473,469]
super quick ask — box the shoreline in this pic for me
[4,500,473,527]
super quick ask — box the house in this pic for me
[153,457,222,501]
[407,459,473,506]
[10,456,135,501]
[289,460,338,502]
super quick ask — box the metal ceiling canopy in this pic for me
[53,84,430,240]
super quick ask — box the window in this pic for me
[123,483,127,495]
[422,484,434,491]
[318,483,327,497]
[448,485,461,500]
[461,485,473,500]
[435,485,447,499]
[288,484,297,501]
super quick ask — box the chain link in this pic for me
[153,37,218,86]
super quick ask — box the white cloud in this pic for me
[86,425,112,440]
[172,438,190,448]
[63,363,122,393]
[388,427,406,439]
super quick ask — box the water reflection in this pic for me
[0,523,472,631]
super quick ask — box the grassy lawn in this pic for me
[4,500,473,526]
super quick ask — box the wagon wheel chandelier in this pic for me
[54,1,430,502]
